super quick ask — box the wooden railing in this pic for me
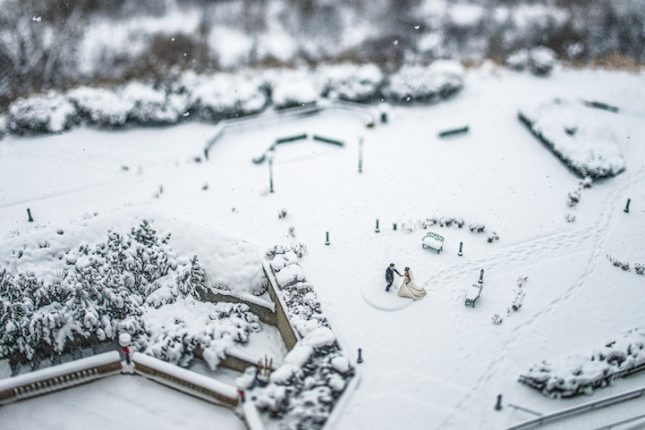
[507,385,645,429]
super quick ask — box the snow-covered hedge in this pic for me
[506,46,557,76]
[4,62,464,137]
[241,245,354,429]
[318,63,384,103]
[267,69,321,109]
[173,71,268,121]
[0,220,259,370]
[519,99,626,179]
[67,86,134,127]
[7,93,79,135]
[383,61,464,104]
[121,81,189,125]
[519,328,645,398]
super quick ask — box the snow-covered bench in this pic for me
[465,283,483,307]
[422,232,444,253]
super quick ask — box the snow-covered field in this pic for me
[1,66,644,429]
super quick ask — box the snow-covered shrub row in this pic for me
[7,93,79,135]
[505,46,557,76]
[607,255,645,275]
[519,99,626,179]
[519,328,645,398]
[243,246,354,429]
[383,61,464,104]
[4,61,462,136]
[395,216,499,243]
[0,220,258,370]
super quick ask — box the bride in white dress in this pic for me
[398,267,427,301]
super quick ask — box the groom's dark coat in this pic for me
[385,266,401,282]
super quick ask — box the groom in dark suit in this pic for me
[385,263,402,292]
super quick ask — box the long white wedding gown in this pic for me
[398,271,427,301]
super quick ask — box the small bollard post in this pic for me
[495,394,503,411]
[375,218,380,233]
[478,269,484,284]
[357,348,363,364]
[358,137,364,174]
[27,208,34,223]
[325,231,330,246]
[458,241,463,257]
[238,389,246,403]
[268,158,274,193]
[624,198,631,213]
[393,222,397,231]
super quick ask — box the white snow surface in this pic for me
[1,66,645,429]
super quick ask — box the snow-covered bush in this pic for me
[519,99,626,179]
[121,81,188,125]
[506,46,557,76]
[318,63,384,103]
[7,93,79,135]
[67,86,134,127]
[268,69,320,109]
[519,328,645,398]
[383,61,464,104]
[175,71,268,120]
[0,220,259,370]
[528,46,557,76]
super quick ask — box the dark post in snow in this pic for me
[238,389,246,403]
[458,241,464,257]
[358,137,364,174]
[495,394,503,411]
[393,222,397,231]
[357,348,363,364]
[325,231,330,246]
[624,198,631,213]
[268,158,274,193]
[27,208,34,223]
[375,218,380,233]
[478,269,484,285]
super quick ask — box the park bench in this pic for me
[422,231,445,253]
[465,283,483,307]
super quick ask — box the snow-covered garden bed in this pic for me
[239,245,355,430]
[518,99,626,178]
[519,328,645,398]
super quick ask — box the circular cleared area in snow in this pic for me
[361,278,415,311]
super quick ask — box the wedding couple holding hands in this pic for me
[385,263,427,301]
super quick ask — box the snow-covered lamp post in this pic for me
[357,348,363,364]
[358,137,364,174]
[478,269,484,284]
[325,231,330,246]
[458,241,464,257]
[268,156,274,194]
[375,219,380,233]
[119,333,132,365]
